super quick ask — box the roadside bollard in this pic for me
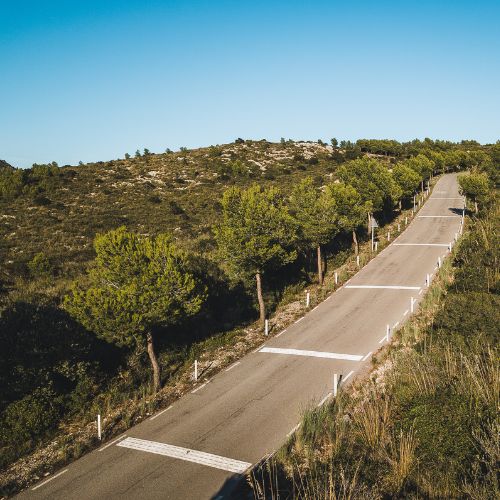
[334,271,338,285]
[97,414,102,440]
[265,319,269,336]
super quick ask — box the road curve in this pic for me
[19,173,464,500]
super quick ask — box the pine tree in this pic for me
[214,185,297,325]
[64,227,205,392]
[289,177,338,284]
[327,182,370,256]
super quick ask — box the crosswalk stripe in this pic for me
[117,437,251,474]
[259,347,362,361]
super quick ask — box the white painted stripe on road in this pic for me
[287,423,301,437]
[378,336,386,344]
[32,469,68,490]
[225,361,241,372]
[191,382,209,394]
[362,351,373,361]
[418,289,423,295]
[403,309,409,316]
[393,243,450,247]
[118,437,251,474]
[98,435,128,451]
[317,394,331,407]
[417,215,460,218]
[345,285,421,290]
[393,321,399,328]
[259,347,363,361]
[150,406,173,421]
[430,197,464,199]
[343,370,354,383]
[295,317,304,324]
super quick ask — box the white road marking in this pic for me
[393,321,399,328]
[150,406,173,421]
[317,394,331,407]
[259,347,363,361]
[378,336,386,344]
[32,469,68,490]
[393,243,450,247]
[362,351,373,361]
[295,317,304,324]
[418,289,423,295]
[98,435,128,450]
[403,309,409,316]
[343,370,355,382]
[225,361,240,372]
[430,197,464,199]
[117,437,251,474]
[417,215,460,218]
[345,285,420,290]
[287,423,301,437]
[191,382,209,394]
[252,346,263,353]
[312,305,319,311]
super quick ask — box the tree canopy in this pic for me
[64,227,206,391]
[214,184,296,322]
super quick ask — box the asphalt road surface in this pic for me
[20,173,464,500]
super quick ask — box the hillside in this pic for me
[0,138,497,495]
[0,140,353,281]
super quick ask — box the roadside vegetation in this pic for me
[0,138,497,495]
[249,180,498,499]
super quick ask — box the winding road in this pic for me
[20,173,464,500]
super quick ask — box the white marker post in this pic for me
[333,374,338,397]
[194,360,198,381]
[437,257,441,268]
[397,223,400,232]
[405,216,408,226]
[387,231,391,241]
[375,241,378,252]
[410,296,415,313]
[334,271,338,285]
[264,319,269,336]
[305,291,310,308]
[386,324,391,341]
[448,242,452,251]
[426,274,430,287]
[97,414,102,440]
[454,232,458,242]
[356,255,360,267]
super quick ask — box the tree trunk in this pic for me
[352,230,359,256]
[146,332,161,392]
[398,199,402,211]
[317,245,323,285]
[421,180,424,193]
[256,272,266,325]
[367,212,371,233]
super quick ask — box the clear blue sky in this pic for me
[1,0,499,167]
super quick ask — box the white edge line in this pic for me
[287,423,301,437]
[252,346,263,353]
[275,329,286,337]
[98,434,128,450]
[317,393,331,407]
[191,382,208,394]
[343,370,355,383]
[378,336,386,344]
[295,317,304,324]
[225,361,241,372]
[149,405,173,421]
[32,469,68,490]
[393,321,399,328]
[418,289,423,295]
[403,309,409,316]
[361,351,373,361]
[312,305,319,311]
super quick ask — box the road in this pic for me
[20,173,464,500]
